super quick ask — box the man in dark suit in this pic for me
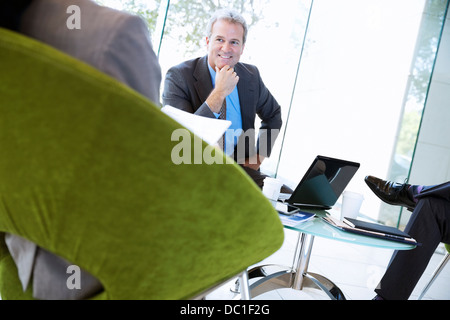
[365,176,450,299]
[163,8,286,190]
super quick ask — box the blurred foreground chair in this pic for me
[0,28,284,300]
[418,243,450,300]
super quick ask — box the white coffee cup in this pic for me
[341,191,364,220]
[262,177,283,201]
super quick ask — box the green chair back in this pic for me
[0,28,284,299]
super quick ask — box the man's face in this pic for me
[206,19,245,70]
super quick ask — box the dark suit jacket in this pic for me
[162,55,282,160]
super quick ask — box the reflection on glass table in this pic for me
[234,210,416,300]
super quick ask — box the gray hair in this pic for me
[206,8,248,44]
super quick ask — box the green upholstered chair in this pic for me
[418,243,450,300]
[0,27,284,300]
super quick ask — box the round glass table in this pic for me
[236,209,416,300]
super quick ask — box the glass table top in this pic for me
[281,209,416,251]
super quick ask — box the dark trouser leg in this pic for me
[375,197,450,299]
[417,181,450,202]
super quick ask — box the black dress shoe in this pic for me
[364,176,416,211]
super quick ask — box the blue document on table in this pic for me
[278,211,316,227]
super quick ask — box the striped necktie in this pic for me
[218,99,226,150]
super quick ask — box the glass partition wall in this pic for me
[96,0,448,228]
[272,0,448,228]
[381,1,449,228]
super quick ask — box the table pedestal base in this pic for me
[232,232,346,300]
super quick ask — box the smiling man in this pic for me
[163,8,285,190]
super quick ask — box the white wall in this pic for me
[410,11,450,185]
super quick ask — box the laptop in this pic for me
[280,155,360,210]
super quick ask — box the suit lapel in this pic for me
[193,56,213,104]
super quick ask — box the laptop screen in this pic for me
[288,156,360,209]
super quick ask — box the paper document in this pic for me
[161,105,232,146]
[322,215,417,245]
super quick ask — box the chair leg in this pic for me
[239,270,251,300]
[418,252,450,300]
